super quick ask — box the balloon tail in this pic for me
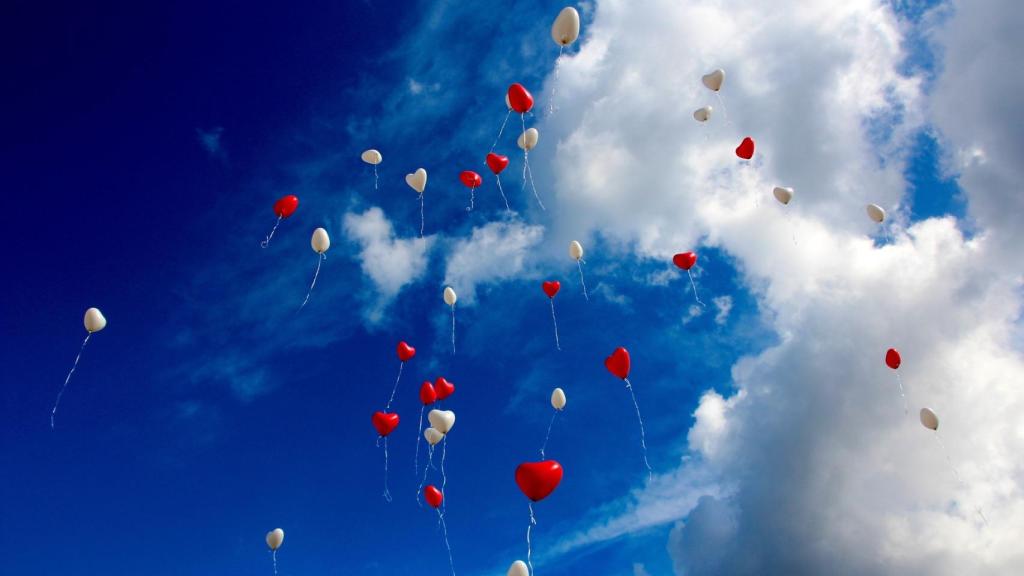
[491,109,512,152]
[441,437,449,511]
[419,193,425,238]
[437,508,457,576]
[525,158,545,211]
[261,216,282,248]
[934,432,987,527]
[540,410,558,459]
[894,372,908,415]
[386,361,404,411]
[272,549,278,576]
[548,45,564,116]
[382,435,393,503]
[418,444,435,504]
[414,405,424,479]
[496,175,512,213]
[467,186,475,212]
[624,378,653,482]
[298,253,324,311]
[51,333,91,429]
[549,299,561,351]
[526,502,537,576]
[450,305,456,356]
[373,163,379,191]
[714,92,732,128]
[576,260,590,301]
[687,270,705,307]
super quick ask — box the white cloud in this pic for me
[196,126,225,159]
[343,207,432,321]
[712,295,733,326]
[442,220,544,305]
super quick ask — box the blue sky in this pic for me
[4,1,1022,575]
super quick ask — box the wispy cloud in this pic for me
[196,126,226,160]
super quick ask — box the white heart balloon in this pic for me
[517,127,539,151]
[508,560,530,576]
[443,286,458,306]
[405,168,427,193]
[773,186,794,205]
[311,227,330,254]
[920,407,939,431]
[866,203,886,224]
[360,149,382,165]
[693,106,712,122]
[551,7,581,47]
[551,387,567,410]
[702,68,725,92]
[424,427,445,446]
[569,240,584,261]
[266,528,284,550]
[428,409,456,434]
[84,308,107,333]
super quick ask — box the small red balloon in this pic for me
[419,381,437,405]
[507,83,534,113]
[885,348,901,370]
[542,281,561,299]
[515,460,563,502]
[424,485,444,509]
[604,347,631,380]
[371,411,400,437]
[273,195,299,218]
[736,137,755,160]
[397,341,416,362]
[673,252,697,271]
[486,153,510,175]
[435,377,455,400]
[460,170,482,189]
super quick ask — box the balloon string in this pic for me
[491,109,511,152]
[298,253,325,311]
[496,175,512,213]
[386,361,404,411]
[540,410,558,459]
[440,437,449,512]
[382,435,393,503]
[419,193,425,238]
[414,405,424,485]
[934,433,988,527]
[373,163,379,192]
[437,508,456,576]
[261,216,282,248]
[450,305,456,356]
[576,260,590,301]
[549,299,561,351]
[419,444,435,504]
[527,503,537,576]
[466,185,476,212]
[714,92,733,128]
[687,270,705,307]
[894,372,908,415]
[548,45,564,116]
[520,114,546,211]
[272,549,278,576]
[51,333,91,429]
[525,158,545,211]
[624,378,653,482]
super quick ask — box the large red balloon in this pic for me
[435,377,455,401]
[372,411,400,437]
[460,170,483,189]
[397,341,416,362]
[542,281,561,299]
[273,195,299,218]
[515,460,563,502]
[507,83,534,113]
[673,252,697,271]
[735,137,755,160]
[885,348,901,370]
[486,153,510,175]
[604,347,631,380]
[424,485,444,509]
[419,381,437,405]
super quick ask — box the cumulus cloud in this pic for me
[442,220,544,305]
[712,295,732,325]
[344,207,432,321]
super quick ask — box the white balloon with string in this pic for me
[51,307,107,429]
[266,528,284,576]
[701,68,732,126]
[406,168,427,237]
[569,240,590,301]
[361,149,382,191]
[444,287,457,355]
[540,388,566,459]
[919,407,988,526]
[517,127,545,210]
[298,228,330,311]
[548,7,580,115]
[428,409,456,513]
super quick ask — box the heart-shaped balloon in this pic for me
[428,409,455,434]
[735,137,755,160]
[773,186,794,205]
[604,347,631,379]
[673,252,697,270]
[885,348,901,370]
[517,127,539,151]
[920,407,939,431]
[434,377,455,400]
[419,381,437,405]
[486,153,510,175]
[396,341,416,362]
[515,460,563,502]
[460,170,482,189]
[542,281,561,298]
[507,83,534,113]
[424,427,445,446]
[507,560,530,576]
[360,149,382,165]
[405,168,427,193]
[424,485,444,508]
[866,203,886,224]
[273,195,299,218]
[702,68,725,92]
[83,307,107,333]
[371,411,399,437]
[266,528,284,550]
[692,106,712,123]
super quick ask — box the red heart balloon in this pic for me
[673,252,697,271]
[460,170,482,189]
[396,341,416,362]
[507,83,534,113]
[434,377,455,400]
[604,347,631,379]
[371,411,400,437]
[515,460,563,502]
[419,381,437,405]
[424,485,443,509]
[273,195,299,218]
[486,153,510,175]
[735,137,755,160]
[542,281,561,299]
[885,348,901,370]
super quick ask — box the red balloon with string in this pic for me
[604,347,653,478]
[260,195,299,248]
[542,281,562,350]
